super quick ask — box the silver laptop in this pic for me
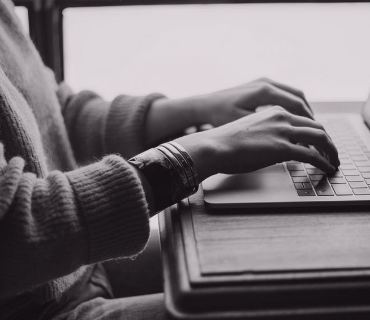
[203,95,370,208]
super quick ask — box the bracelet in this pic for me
[158,144,195,192]
[156,145,190,189]
[168,141,199,189]
[128,142,199,213]
[160,142,199,194]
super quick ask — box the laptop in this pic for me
[202,94,370,208]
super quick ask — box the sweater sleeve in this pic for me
[56,82,166,164]
[0,143,150,299]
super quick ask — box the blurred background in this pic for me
[61,3,370,102]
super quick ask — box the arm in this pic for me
[58,77,314,164]
[145,78,315,147]
[0,143,151,299]
[57,82,166,163]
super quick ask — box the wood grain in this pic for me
[187,188,370,275]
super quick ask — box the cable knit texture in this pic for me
[0,0,164,313]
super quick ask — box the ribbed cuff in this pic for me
[105,93,166,159]
[61,90,102,137]
[66,155,150,263]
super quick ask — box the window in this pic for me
[63,3,370,102]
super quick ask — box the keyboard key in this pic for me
[304,164,315,169]
[353,188,370,195]
[341,138,355,142]
[303,183,313,189]
[351,155,367,161]
[361,173,370,179]
[354,161,370,167]
[332,184,353,196]
[328,177,346,184]
[310,174,324,181]
[365,179,370,185]
[290,171,307,177]
[339,155,350,160]
[339,159,353,164]
[292,177,310,183]
[287,163,303,171]
[328,171,343,178]
[342,170,359,176]
[311,180,320,188]
[306,168,324,175]
[344,145,359,150]
[297,190,316,196]
[346,176,364,182]
[348,150,363,156]
[358,167,370,173]
[349,182,368,189]
[286,161,300,164]
[294,183,305,190]
[314,180,334,196]
[339,164,356,170]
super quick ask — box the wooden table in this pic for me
[159,102,370,320]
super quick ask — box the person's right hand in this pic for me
[175,106,339,182]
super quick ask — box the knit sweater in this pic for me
[0,0,164,307]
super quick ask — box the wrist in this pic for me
[166,95,210,126]
[174,132,218,182]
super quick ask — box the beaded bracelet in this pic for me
[128,142,199,213]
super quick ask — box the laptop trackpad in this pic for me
[202,164,295,207]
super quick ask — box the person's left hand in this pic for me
[195,78,313,127]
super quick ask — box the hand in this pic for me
[196,78,313,127]
[176,106,339,182]
[145,78,312,147]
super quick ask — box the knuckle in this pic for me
[276,141,290,155]
[293,98,305,109]
[259,83,273,95]
[317,123,326,132]
[258,77,270,83]
[317,130,328,141]
[308,148,320,161]
[272,105,284,112]
[277,124,293,137]
[297,89,305,97]
[272,109,289,122]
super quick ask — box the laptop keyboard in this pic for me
[286,118,370,196]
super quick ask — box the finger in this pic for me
[286,113,326,131]
[290,127,339,167]
[287,114,338,146]
[261,84,314,120]
[288,143,336,174]
[287,114,338,144]
[258,78,313,114]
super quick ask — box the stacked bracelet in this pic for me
[128,142,199,213]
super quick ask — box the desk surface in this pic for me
[160,102,370,320]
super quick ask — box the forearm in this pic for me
[145,95,208,147]
[0,152,150,299]
[59,82,166,161]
